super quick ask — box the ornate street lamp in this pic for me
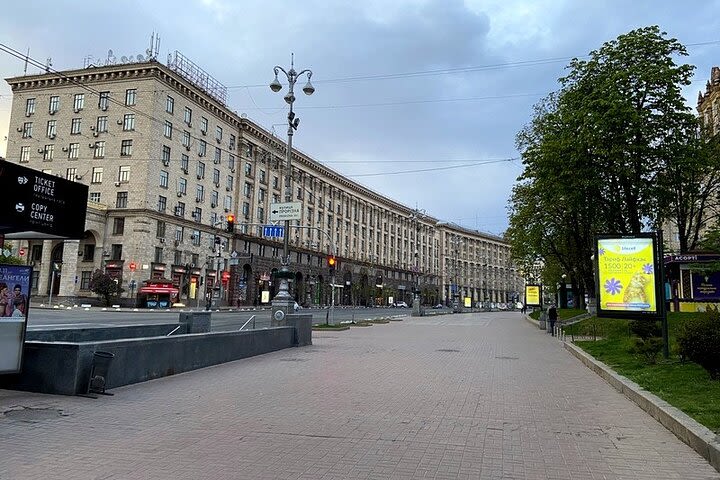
[269,54,314,325]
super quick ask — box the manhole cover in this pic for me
[3,407,67,423]
[495,356,519,360]
[436,349,460,353]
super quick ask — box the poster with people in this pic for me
[595,235,661,319]
[0,264,32,374]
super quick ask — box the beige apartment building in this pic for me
[4,54,521,308]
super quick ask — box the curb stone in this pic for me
[564,341,720,473]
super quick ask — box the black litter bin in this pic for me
[88,351,115,394]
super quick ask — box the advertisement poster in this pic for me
[691,272,720,300]
[464,297,471,308]
[596,235,659,318]
[0,264,32,374]
[525,284,541,306]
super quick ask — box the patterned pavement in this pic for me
[1,312,718,479]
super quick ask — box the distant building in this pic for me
[4,54,521,307]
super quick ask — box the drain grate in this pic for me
[3,407,67,423]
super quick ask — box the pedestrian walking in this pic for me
[548,304,558,336]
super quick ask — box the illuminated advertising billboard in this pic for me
[0,265,32,374]
[595,234,662,319]
[525,284,541,306]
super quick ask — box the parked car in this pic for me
[433,304,444,309]
[393,301,408,308]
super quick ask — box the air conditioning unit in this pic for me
[89,143,96,148]
[187,122,192,128]
[61,147,68,152]
[93,132,99,137]
[90,126,95,131]
[114,181,121,187]
[214,159,220,164]
[197,174,202,180]
[101,105,108,111]
[159,238,165,244]
[174,240,180,247]
[17,127,23,132]
[163,159,170,166]
[49,110,56,116]
[25,112,31,117]
[74,108,81,113]
[176,192,183,197]
[49,134,56,139]
[185,146,190,151]
[37,148,44,153]
[216,138,221,144]
[196,198,202,203]
[226,186,231,192]
[75,174,83,180]
[181,168,188,174]
[200,130,207,136]
[214,183,220,188]
[211,203,217,208]
[117,119,123,125]
[230,168,235,173]
[198,152,205,157]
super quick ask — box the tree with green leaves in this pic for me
[89,269,124,306]
[509,26,706,301]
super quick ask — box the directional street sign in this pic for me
[263,225,285,238]
[269,202,302,222]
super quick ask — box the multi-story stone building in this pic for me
[4,54,521,308]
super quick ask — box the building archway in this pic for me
[48,242,63,295]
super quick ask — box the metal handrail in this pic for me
[166,325,182,336]
[239,315,256,331]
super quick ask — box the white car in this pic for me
[393,301,408,308]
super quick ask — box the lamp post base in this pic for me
[271,266,295,326]
[412,294,423,317]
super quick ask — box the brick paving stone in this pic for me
[1,312,719,479]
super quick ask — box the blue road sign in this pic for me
[263,225,285,238]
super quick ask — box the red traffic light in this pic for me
[221,270,231,284]
[226,214,236,233]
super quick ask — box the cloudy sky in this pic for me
[1,1,719,235]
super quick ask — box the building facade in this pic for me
[4,56,522,308]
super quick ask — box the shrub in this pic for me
[629,319,661,339]
[677,308,720,379]
[631,337,663,364]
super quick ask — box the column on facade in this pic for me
[38,240,54,296]
[59,240,81,297]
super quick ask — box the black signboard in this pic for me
[0,160,88,239]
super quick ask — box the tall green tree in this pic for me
[509,26,703,298]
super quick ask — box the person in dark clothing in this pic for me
[548,304,558,336]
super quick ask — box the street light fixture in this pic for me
[269,54,314,325]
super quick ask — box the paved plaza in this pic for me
[1,312,718,479]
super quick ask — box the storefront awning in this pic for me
[138,286,179,295]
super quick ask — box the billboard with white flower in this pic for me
[595,234,662,319]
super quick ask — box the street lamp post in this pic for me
[268,54,314,326]
[409,208,426,316]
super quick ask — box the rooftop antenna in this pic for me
[147,31,160,60]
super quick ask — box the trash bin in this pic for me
[88,351,115,394]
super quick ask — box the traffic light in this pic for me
[327,255,336,275]
[226,214,235,233]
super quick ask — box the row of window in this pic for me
[24,90,137,116]
[19,114,137,139]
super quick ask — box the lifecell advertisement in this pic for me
[596,236,659,318]
[525,284,541,306]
